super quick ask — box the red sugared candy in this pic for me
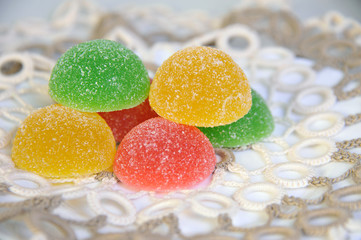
[114,117,216,191]
[98,98,158,142]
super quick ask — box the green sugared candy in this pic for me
[198,90,274,148]
[49,39,150,112]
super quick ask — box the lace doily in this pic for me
[1,0,361,239]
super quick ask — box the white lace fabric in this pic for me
[0,0,361,239]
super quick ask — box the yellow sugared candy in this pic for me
[149,46,252,127]
[12,104,116,178]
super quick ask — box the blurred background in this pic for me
[1,0,361,24]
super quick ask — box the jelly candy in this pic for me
[114,117,216,191]
[98,98,158,142]
[149,46,251,127]
[199,90,274,147]
[98,78,158,142]
[12,104,116,178]
[49,39,150,112]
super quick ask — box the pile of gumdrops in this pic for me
[12,40,274,191]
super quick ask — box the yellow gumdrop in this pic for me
[12,104,116,178]
[149,46,252,127]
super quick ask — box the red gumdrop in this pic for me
[114,117,216,191]
[98,98,158,142]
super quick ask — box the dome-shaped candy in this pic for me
[99,98,158,142]
[149,46,252,127]
[114,117,216,191]
[49,39,150,112]
[199,90,274,147]
[12,104,116,178]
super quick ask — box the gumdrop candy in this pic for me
[198,90,274,148]
[113,117,216,191]
[49,39,150,112]
[149,46,252,127]
[98,98,158,142]
[12,104,116,178]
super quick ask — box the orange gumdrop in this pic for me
[149,46,252,127]
[12,104,116,178]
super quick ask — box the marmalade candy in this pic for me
[113,117,216,191]
[199,90,274,148]
[12,104,116,178]
[98,98,158,142]
[149,46,252,127]
[49,39,150,112]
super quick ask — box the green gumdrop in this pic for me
[198,90,274,148]
[49,39,150,112]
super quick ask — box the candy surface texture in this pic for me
[12,104,116,178]
[149,46,252,127]
[114,117,216,191]
[99,98,158,142]
[199,90,274,147]
[49,39,150,112]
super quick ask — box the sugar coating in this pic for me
[113,117,216,191]
[98,98,158,142]
[149,46,252,127]
[49,39,150,112]
[198,90,274,148]
[11,104,116,178]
